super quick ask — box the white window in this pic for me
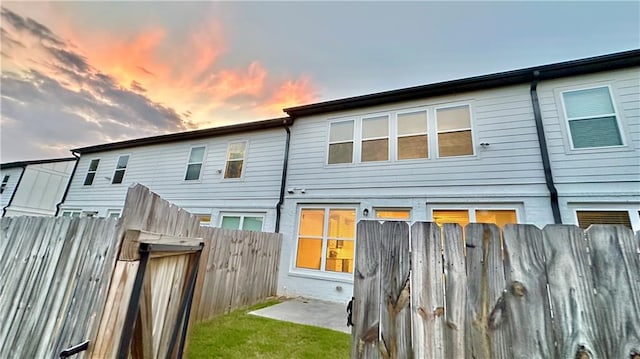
[1,175,9,194]
[107,210,121,219]
[219,213,264,231]
[61,210,81,218]
[430,206,518,229]
[84,159,100,186]
[562,86,623,149]
[436,105,474,157]
[361,115,389,162]
[185,146,206,181]
[328,120,354,164]
[295,207,355,273]
[112,155,129,184]
[224,142,246,179]
[397,110,428,160]
[375,208,411,221]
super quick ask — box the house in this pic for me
[1,157,77,217]
[59,117,291,232]
[277,49,640,302]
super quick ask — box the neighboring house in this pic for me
[278,49,640,302]
[59,118,291,232]
[1,157,77,217]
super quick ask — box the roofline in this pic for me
[284,49,640,117]
[72,117,292,154]
[1,157,77,169]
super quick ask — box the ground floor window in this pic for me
[61,210,81,218]
[107,210,121,219]
[375,208,411,220]
[196,214,211,227]
[219,213,264,231]
[431,207,518,229]
[576,210,633,230]
[296,207,356,273]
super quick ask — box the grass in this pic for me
[187,300,351,358]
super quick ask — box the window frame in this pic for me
[107,210,121,219]
[434,103,475,158]
[0,175,10,194]
[428,203,521,227]
[374,207,412,221]
[218,212,265,231]
[327,119,356,165]
[571,205,640,232]
[61,210,82,218]
[223,141,248,180]
[559,85,625,150]
[360,114,390,163]
[184,145,206,181]
[83,158,100,186]
[112,154,130,184]
[395,108,429,161]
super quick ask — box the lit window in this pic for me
[328,120,354,164]
[375,209,411,220]
[220,214,264,231]
[1,175,9,194]
[185,146,206,180]
[576,210,631,230]
[361,116,389,162]
[433,209,516,228]
[224,142,246,179]
[397,111,428,160]
[112,155,129,184]
[84,159,100,186]
[436,105,473,157]
[295,208,355,273]
[197,214,211,227]
[562,87,622,148]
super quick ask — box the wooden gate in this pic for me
[351,221,640,358]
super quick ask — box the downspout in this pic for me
[2,165,26,217]
[54,151,80,216]
[530,71,562,224]
[275,122,292,233]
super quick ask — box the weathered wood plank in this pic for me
[586,225,640,358]
[502,224,555,358]
[442,223,466,359]
[351,220,383,359]
[411,221,445,359]
[464,223,512,359]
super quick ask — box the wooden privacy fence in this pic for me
[351,221,640,359]
[0,184,282,358]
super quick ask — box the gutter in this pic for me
[2,165,26,217]
[55,151,80,216]
[275,123,292,233]
[530,71,562,224]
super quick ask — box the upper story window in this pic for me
[112,155,129,184]
[185,146,206,181]
[83,159,100,186]
[1,175,9,194]
[224,142,246,179]
[361,115,389,162]
[328,120,354,164]
[397,110,428,160]
[561,86,623,148]
[436,105,473,157]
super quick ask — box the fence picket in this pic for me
[442,223,466,359]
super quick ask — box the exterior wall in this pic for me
[60,127,287,231]
[3,161,76,216]
[538,67,640,228]
[0,167,24,209]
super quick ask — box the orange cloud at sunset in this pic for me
[258,76,317,116]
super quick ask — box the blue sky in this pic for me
[1,1,638,162]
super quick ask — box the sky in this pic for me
[1,1,638,162]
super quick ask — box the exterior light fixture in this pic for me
[363,208,369,216]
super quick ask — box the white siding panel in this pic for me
[0,167,24,208]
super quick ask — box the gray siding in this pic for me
[0,167,23,209]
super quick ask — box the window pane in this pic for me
[197,214,211,226]
[437,106,470,131]
[564,87,614,118]
[242,217,263,231]
[476,210,517,228]
[189,146,205,163]
[362,116,388,138]
[376,210,411,220]
[438,130,473,157]
[577,210,631,230]
[328,209,356,238]
[398,135,428,160]
[116,155,129,169]
[330,121,354,142]
[84,172,96,186]
[398,111,427,135]
[224,160,243,178]
[362,139,389,162]
[569,117,622,148]
[299,209,325,237]
[328,142,353,164]
[112,169,125,184]
[185,163,202,180]
[89,159,100,171]
[433,210,470,228]
[296,238,322,269]
[326,239,354,273]
[221,216,241,229]
[227,142,246,160]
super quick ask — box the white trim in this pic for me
[184,145,207,181]
[395,108,429,161]
[361,114,390,163]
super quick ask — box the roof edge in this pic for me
[1,157,78,169]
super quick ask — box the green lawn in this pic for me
[187,300,351,358]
